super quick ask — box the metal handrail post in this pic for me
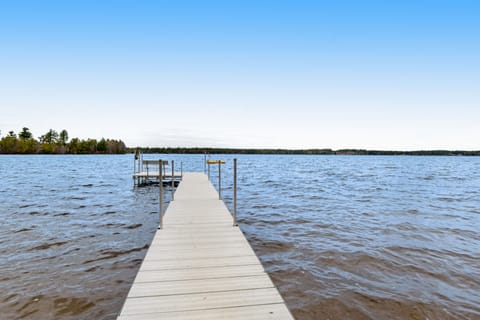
[181,161,183,178]
[218,161,221,199]
[171,160,175,201]
[208,163,210,180]
[204,153,206,174]
[159,159,163,229]
[233,158,237,226]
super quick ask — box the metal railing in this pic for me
[158,159,177,229]
[233,158,237,226]
[206,158,237,226]
[159,158,164,229]
[207,160,225,200]
[158,157,237,229]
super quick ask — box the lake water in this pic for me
[1,154,479,320]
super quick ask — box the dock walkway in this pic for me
[117,172,294,319]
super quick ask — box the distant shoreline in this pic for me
[130,147,480,156]
[3,129,478,156]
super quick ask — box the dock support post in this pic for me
[158,161,161,184]
[140,153,143,184]
[137,152,141,172]
[133,154,136,186]
[233,158,237,226]
[171,160,175,201]
[218,161,221,199]
[146,163,149,184]
[137,152,141,185]
[159,159,163,229]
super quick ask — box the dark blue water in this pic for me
[1,155,479,319]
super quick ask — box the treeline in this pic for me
[131,147,335,154]
[0,128,126,154]
[334,149,480,156]
[131,147,480,156]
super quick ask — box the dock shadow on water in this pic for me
[1,154,480,319]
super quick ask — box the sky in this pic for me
[0,0,479,150]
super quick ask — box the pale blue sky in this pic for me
[1,1,479,150]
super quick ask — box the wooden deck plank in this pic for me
[117,173,294,319]
[133,264,266,283]
[150,235,247,243]
[118,303,292,320]
[138,255,262,271]
[119,288,285,316]
[152,225,242,232]
[142,246,257,261]
[127,275,274,297]
[148,240,251,250]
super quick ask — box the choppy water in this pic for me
[1,154,479,319]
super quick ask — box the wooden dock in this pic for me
[117,172,294,319]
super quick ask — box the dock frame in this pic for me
[133,156,183,186]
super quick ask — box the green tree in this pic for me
[0,132,19,153]
[78,139,97,154]
[18,127,33,140]
[39,129,59,144]
[68,137,79,154]
[19,138,38,153]
[41,143,55,154]
[97,138,107,153]
[59,129,69,145]
[106,139,126,154]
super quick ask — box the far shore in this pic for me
[130,147,480,156]
[2,147,480,156]
[2,129,478,156]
